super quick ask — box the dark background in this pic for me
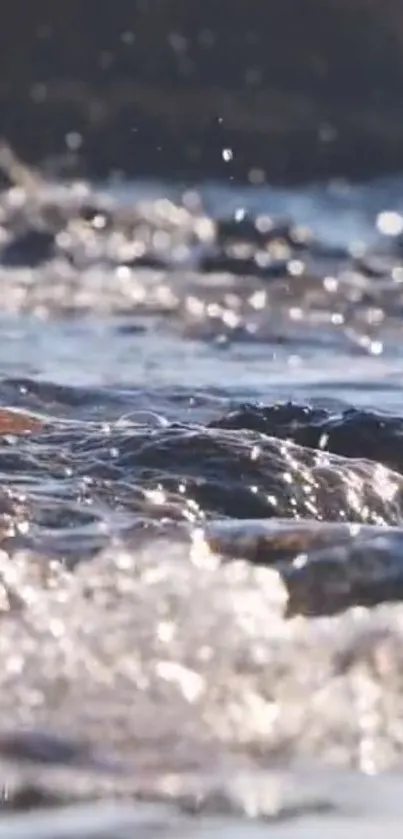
[1,0,403,183]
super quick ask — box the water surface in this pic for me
[0,169,403,834]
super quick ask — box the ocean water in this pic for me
[1,163,403,834]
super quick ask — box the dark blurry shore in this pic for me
[1,0,403,184]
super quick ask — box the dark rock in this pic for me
[201,251,288,279]
[120,253,168,270]
[210,402,403,474]
[0,229,55,267]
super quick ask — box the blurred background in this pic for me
[1,0,403,183]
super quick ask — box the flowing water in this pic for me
[2,159,403,834]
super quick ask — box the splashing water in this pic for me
[1,149,403,833]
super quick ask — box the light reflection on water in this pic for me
[111,173,403,247]
[1,171,403,834]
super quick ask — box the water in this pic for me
[2,164,403,834]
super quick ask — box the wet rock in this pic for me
[78,204,112,228]
[0,409,43,436]
[120,253,168,270]
[0,729,128,775]
[216,215,271,247]
[0,229,55,268]
[202,519,403,616]
[216,216,311,250]
[200,252,288,279]
[210,403,403,475]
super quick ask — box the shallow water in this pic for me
[2,167,403,833]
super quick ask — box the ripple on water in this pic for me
[0,157,403,828]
